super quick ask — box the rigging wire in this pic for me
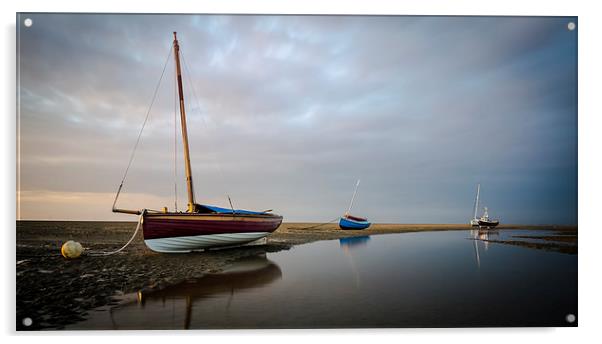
[179,47,231,203]
[114,46,174,202]
[104,47,173,256]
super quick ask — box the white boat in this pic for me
[478,207,500,228]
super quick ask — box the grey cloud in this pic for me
[18,14,577,224]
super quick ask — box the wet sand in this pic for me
[16,221,576,330]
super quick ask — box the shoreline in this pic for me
[270,223,576,245]
[16,220,577,246]
[17,219,578,229]
[16,222,576,330]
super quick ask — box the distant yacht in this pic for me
[478,207,500,228]
[470,184,500,228]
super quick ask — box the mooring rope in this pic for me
[298,217,340,230]
[87,210,146,257]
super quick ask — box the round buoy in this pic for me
[61,240,84,259]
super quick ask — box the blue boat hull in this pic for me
[339,217,371,230]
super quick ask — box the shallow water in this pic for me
[477,229,576,246]
[69,230,577,329]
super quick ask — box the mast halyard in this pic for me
[173,32,196,212]
[346,179,361,216]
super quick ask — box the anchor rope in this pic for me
[87,210,146,256]
[298,217,340,230]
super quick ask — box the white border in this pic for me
[3,1,601,343]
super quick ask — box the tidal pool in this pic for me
[69,230,577,329]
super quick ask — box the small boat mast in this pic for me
[173,32,196,213]
[345,179,361,216]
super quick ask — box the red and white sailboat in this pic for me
[112,33,283,253]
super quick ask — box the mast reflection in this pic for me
[339,236,371,288]
[109,254,282,329]
[470,229,500,268]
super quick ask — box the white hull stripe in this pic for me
[144,232,271,253]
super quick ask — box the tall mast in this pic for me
[173,32,196,212]
[346,179,361,215]
[473,183,480,219]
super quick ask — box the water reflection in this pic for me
[339,236,371,251]
[339,236,370,288]
[470,229,500,268]
[71,230,577,329]
[104,254,281,330]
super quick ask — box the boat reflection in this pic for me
[339,236,370,288]
[339,236,371,251]
[108,254,282,329]
[470,229,500,268]
[476,228,499,250]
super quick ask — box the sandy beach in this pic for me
[16,221,576,330]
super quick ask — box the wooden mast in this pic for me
[173,32,196,212]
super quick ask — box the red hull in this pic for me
[143,213,283,240]
[344,214,367,222]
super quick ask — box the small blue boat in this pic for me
[339,179,371,230]
[339,215,371,230]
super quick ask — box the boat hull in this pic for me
[142,213,283,253]
[478,219,500,228]
[339,216,371,230]
[144,232,272,253]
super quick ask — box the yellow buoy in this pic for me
[61,240,84,259]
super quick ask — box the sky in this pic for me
[16,14,577,224]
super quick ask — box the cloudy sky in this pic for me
[17,14,577,224]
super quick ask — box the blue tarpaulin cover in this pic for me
[199,204,267,215]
